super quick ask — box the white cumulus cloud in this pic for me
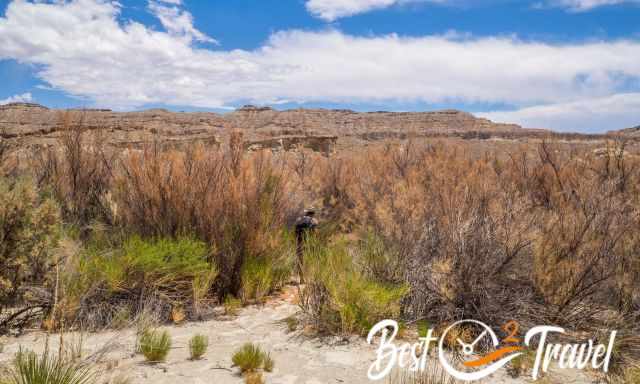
[305,0,448,21]
[0,92,33,105]
[480,93,640,132]
[306,0,402,20]
[147,1,216,43]
[0,0,639,131]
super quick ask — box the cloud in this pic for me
[306,0,401,20]
[0,0,639,131]
[147,1,216,43]
[306,0,640,20]
[305,0,446,21]
[543,0,640,11]
[479,93,640,132]
[0,92,33,105]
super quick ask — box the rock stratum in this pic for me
[0,102,590,154]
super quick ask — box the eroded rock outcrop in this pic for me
[0,102,552,155]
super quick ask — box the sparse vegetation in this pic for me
[3,348,95,384]
[0,177,61,333]
[66,236,217,328]
[231,343,273,374]
[138,330,171,363]
[284,315,298,332]
[263,353,274,372]
[300,238,408,335]
[188,334,208,360]
[223,295,242,316]
[387,365,459,384]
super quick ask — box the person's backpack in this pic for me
[295,216,316,236]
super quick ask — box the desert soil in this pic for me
[0,287,597,384]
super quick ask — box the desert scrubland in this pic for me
[0,107,639,384]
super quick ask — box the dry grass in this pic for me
[305,140,640,330]
[387,364,459,384]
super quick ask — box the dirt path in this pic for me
[0,289,597,384]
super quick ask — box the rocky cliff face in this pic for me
[0,103,224,150]
[227,105,527,138]
[0,102,545,154]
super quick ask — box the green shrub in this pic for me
[301,239,408,335]
[417,320,430,339]
[284,316,298,332]
[188,334,208,360]
[0,177,61,330]
[69,236,217,327]
[83,236,216,295]
[139,330,171,363]
[231,343,273,374]
[224,295,242,316]
[240,231,293,303]
[240,257,274,303]
[358,231,403,284]
[4,348,94,384]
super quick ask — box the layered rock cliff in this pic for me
[0,102,548,154]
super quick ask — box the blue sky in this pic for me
[0,0,639,132]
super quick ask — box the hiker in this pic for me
[295,208,318,281]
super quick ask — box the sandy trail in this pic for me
[0,289,596,384]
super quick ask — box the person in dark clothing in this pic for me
[295,208,318,282]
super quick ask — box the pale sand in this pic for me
[0,290,597,384]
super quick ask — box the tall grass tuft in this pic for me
[301,238,408,335]
[231,343,273,374]
[139,330,171,363]
[188,334,208,360]
[5,348,95,384]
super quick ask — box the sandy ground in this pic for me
[0,288,598,384]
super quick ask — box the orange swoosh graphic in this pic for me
[462,346,523,368]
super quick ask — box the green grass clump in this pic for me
[96,236,216,293]
[417,320,430,338]
[65,236,217,327]
[263,353,274,372]
[4,348,94,384]
[231,343,273,374]
[224,295,242,316]
[240,252,291,303]
[301,238,409,335]
[284,316,298,332]
[139,330,171,363]
[188,334,208,360]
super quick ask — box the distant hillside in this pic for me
[609,125,640,137]
[0,102,602,154]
